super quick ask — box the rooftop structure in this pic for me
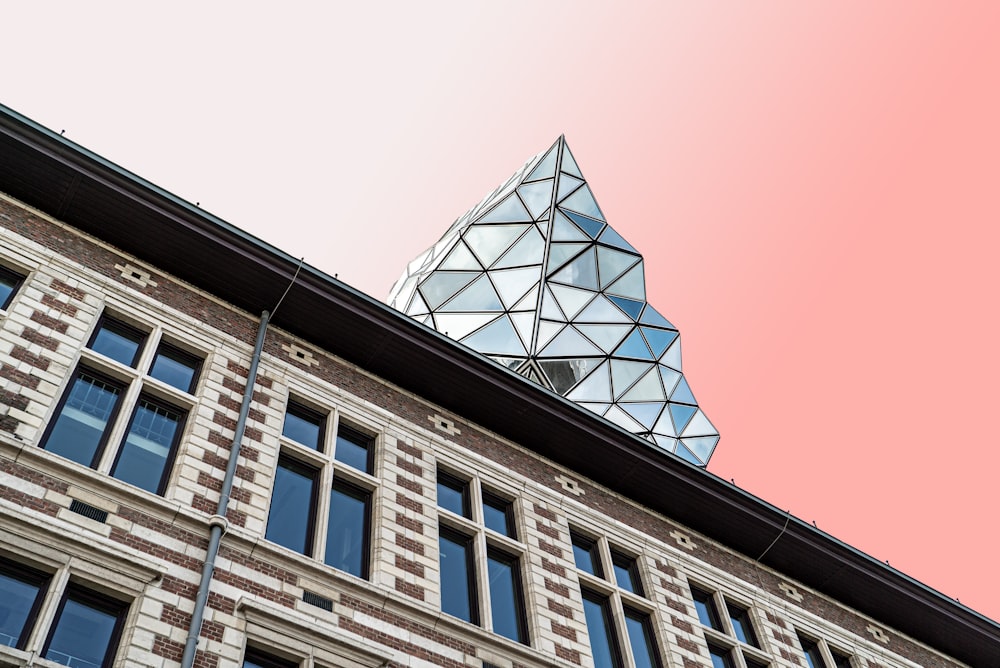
[389,138,719,465]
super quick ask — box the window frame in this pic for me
[41,583,128,668]
[265,398,380,579]
[108,392,188,495]
[39,366,128,469]
[796,632,855,668]
[0,264,26,311]
[0,558,50,650]
[689,582,771,668]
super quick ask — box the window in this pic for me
[39,314,202,495]
[796,633,853,668]
[0,559,48,649]
[265,400,377,579]
[689,584,770,668]
[0,556,129,668]
[42,585,128,668]
[243,647,299,668]
[436,469,527,644]
[0,265,26,311]
[571,530,660,668]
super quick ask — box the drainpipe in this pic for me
[181,310,270,668]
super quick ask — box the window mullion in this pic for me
[312,461,335,563]
[608,591,637,668]
[475,530,492,632]
[94,376,142,474]
[23,566,69,653]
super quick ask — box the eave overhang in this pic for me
[1,104,996,666]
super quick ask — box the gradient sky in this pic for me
[3,3,998,622]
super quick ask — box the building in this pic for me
[0,103,997,668]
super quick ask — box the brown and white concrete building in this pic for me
[0,104,997,668]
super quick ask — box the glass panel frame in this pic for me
[324,478,371,578]
[109,394,186,495]
[281,400,325,451]
[87,316,147,368]
[0,558,49,650]
[0,265,26,311]
[726,602,759,647]
[581,589,623,668]
[438,527,478,625]
[571,532,603,578]
[149,342,201,393]
[624,607,662,668]
[40,368,126,468]
[486,548,528,645]
[265,456,320,556]
[334,424,374,474]
[611,552,644,596]
[436,470,471,518]
[481,491,516,538]
[41,584,127,668]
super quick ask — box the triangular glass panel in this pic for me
[566,361,611,402]
[556,174,584,202]
[490,267,541,310]
[439,274,503,312]
[465,225,530,268]
[540,286,566,321]
[597,226,638,253]
[597,246,641,290]
[640,327,679,359]
[621,368,665,402]
[638,304,674,329]
[494,226,544,269]
[561,209,605,239]
[535,220,548,237]
[509,311,536,349]
[547,242,589,275]
[460,315,527,356]
[407,248,433,275]
[575,295,633,324]
[551,248,599,290]
[680,436,719,464]
[669,377,696,405]
[621,403,664,430]
[551,211,590,242]
[560,143,583,178]
[517,180,554,220]
[669,403,697,434]
[673,442,702,465]
[406,290,429,316]
[610,358,651,397]
[658,366,682,396]
[576,324,632,353]
[548,284,597,320]
[525,143,558,182]
[538,358,601,394]
[535,320,564,351]
[603,406,643,432]
[653,435,678,452]
[492,357,525,370]
[660,337,682,370]
[476,192,533,223]
[561,185,605,221]
[434,312,501,340]
[680,409,717,437]
[439,240,483,270]
[512,285,539,311]
[419,271,479,310]
[523,367,543,385]
[605,261,645,300]
[538,326,603,358]
[652,407,677,437]
[418,314,433,326]
[577,402,611,416]
[608,295,644,320]
[614,328,653,360]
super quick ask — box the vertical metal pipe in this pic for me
[181,310,270,668]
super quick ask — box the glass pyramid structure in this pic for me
[387,137,719,466]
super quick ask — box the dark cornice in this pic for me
[1,103,996,666]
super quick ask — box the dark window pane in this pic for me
[43,588,125,668]
[89,318,145,367]
[572,534,602,577]
[482,493,514,538]
[42,371,123,467]
[708,646,735,668]
[798,635,820,668]
[581,591,620,668]
[149,344,200,393]
[0,266,24,310]
[243,647,298,668]
[624,609,660,668]
[437,471,469,517]
[612,553,643,596]
[743,657,768,668]
[335,426,373,473]
[282,402,324,451]
[111,398,183,494]
[0,561,47,649]
[831,651,853,668]
[727,603,758,647]
[325,480,370,578]
[691,587,722,630]
[487,551,526,644]
[265,458,317,555]
[439,529,477,624]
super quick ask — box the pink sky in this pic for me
[3,3,998,621]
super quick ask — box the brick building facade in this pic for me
[0,105,997,668]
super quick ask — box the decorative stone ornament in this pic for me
[388,138,719,466]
